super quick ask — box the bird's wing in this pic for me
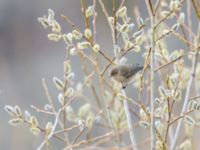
[120,65,143,78]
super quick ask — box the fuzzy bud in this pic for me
[85,6,94,18]
[116,6,127,18]
[47,33,61,42]
[92,44,100,53]
[77,41,91,49]
[72,30,82,40]
[84,28,92,39]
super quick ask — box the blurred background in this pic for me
[1,0,199,149]
[0,0,147,149]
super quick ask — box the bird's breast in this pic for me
[113,75,128,83]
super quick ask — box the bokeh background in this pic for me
[0,0,146,149]
[1,0,198,149]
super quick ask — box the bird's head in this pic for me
[110,67,118,77]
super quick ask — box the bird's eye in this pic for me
[110,68,118,76]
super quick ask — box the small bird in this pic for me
[110,64,144,89]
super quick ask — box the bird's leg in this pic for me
[122,83,127,89]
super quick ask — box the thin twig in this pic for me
[80,0,90,29]
[146,0,156,149]
[189,95,200,100]
[187,0,193,51]
[155,53,187,72]
[61,14,114,64]
[139,47,151,101]
[154,0,186,29]
[92,0,97,43]
[154,0,161,12]
[60,71,95,113]
[164,78,172,145]
[23,118,67,145]
[122,90,138,150]
[191,0,200,20]
[98,0,138,149]
[71,127,88,144]
[170,23,200,150]
[119,0,126,8]
[174,12,197,39]
[54,124,79,135]
[37,110,61,150]
[169,110,194,126]
[65,128,126,149]
[31,105,55,115]
[42,79,56,112]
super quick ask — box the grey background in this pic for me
[1,0,199,149]
[0,0,144,149]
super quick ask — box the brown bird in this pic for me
[110,64,144,88]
